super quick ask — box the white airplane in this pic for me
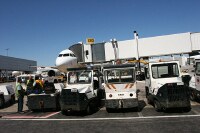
[28,49,78,77]
[35,67,62,77]
[55,49,78,72]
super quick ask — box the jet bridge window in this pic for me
[104,68,135,83]
[196,62,200,76]
[151,63,179,79]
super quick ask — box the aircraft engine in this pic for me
[48,70,56,77]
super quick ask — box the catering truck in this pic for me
[60,66,104,115]
[145,61,191,112]
[189,59,200,101]
[102,64,139,112]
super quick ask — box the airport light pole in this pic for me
[5,48,9,56]
[134,31,141,72]
[134,31,139,60]
[111,38,119,64]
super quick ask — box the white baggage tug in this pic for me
[60,66,104,115]
[145,61,191,112]
[102,64,139,112]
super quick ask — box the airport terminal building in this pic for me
[0,55,37,80]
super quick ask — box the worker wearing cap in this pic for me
[16,78,25,113]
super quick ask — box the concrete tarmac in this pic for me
[1,81,200,133]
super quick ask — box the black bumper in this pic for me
[27,92,60,110]
[105,98,138,109]
[60,89,89,111]
[155,83,191,109]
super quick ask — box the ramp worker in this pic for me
[33,77,44,94]
[26,76,34,95]
[16,78,25,113]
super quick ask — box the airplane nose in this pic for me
[55,57,64,67]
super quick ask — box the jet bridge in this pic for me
[83,32,200,63]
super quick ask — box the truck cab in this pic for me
[60,66,104,115]
[102,64,138,112]
[145,61,191,111]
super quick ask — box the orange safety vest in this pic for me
[35,80,43,88]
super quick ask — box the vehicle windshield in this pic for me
[104,68,135,83]
[68,70,92,84]
[196,62,200,76]
[151,63,179,79]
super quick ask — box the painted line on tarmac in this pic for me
[2,114,200,121]
[2,111,60,119]
[40,111,61,118]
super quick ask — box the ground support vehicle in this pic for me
[0,85,15,108]
[60,66,104,115]
[189,59,200,101]
[145,61,191,112]
[27,82,64,111]
[102,64,139,112]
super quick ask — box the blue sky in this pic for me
[0,0,200,66]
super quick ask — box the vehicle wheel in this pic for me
[183,107,191,112]
[0,97,5,108]
[10,95,16,104]
[147,97,151,104]
[154,100,162,112]
[61,110,67,115]
[106,108,113,113]
[85,104,92,115]
[145,88,149,98]
[190,91,196,101]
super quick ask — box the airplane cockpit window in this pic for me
[70,53,76,57]
[58,54,62,57]
[63,54,70,57]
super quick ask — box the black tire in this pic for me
[0,97,5,108]
[147,97,151,104]
[145,88,149,98]
[10,95,16,104]
[190,91,196,101]
[85,104,92,115]
[183,107,191,112]
[106,108,113,113]
[61,110,67,115]
[154,100,162,112]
